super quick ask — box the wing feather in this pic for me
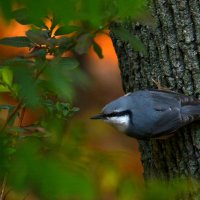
[151,108,182,137]
[148,90,183,137]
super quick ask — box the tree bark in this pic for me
[110,0,200,184]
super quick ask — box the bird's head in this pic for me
[91,94,132,132]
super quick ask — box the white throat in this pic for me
[105,115,130,132]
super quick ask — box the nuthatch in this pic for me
[91,89,200,140]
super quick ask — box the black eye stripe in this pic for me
[104,110,132,118]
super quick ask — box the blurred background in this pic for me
[0,16,143,200]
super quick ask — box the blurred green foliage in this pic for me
[8,139,94,200]
[0,0,193,199]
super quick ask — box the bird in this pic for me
[91,89,200,140]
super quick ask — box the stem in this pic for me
[19,106,26,127]
[0,102,22,133]
[2,189,11,200]
[0,175,7,200]
[0,81,18,98]
[0,60,48,133]
[35,60,47,80]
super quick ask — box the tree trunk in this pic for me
[110,0,200,183]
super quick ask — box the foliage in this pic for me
[0,0,185,199]
[111,26,147,54]
[118,177,194,200]
[8,139,94,200]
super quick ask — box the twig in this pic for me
[0,59,48,134]
[19,106,26,127]
[34,60,47,80]
[0,81,18,98]
[0,175,7,200]
[2,189,11,200]
[0,102,22,133]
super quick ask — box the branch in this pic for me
[0,102,22,133]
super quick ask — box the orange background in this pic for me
[0,19,143,196]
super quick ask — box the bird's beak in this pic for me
[90,113,105,120]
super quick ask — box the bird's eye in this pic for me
[106,112,119,117]
[112,112,117,115]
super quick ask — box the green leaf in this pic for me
[76,0,103,27]
[26,29,50,45]
[44,64,74,100]
[1,67,13,86]
[4,57,34,67]
[55,36,70,46]
[13,8,48,28]
[28,49,46,58]
[6,147,16,155]
[12,8,31,25]
[0,135,13,176]
[0,1,12,20]
[56,57,79,69]
[74,33,93,55]
[0,85,9,92]
[112,27,146,54]
[12,66,39,107]
[55,25,80,36]
[0,67,13,92]
[0,37,31,47]
[9,141,95,200]
[115,0,148,19]
[93,40,103,58]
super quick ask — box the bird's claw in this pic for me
[152,78,171,91]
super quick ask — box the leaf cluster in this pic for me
[0,0,149,199]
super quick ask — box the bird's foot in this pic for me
[152,78,171,91]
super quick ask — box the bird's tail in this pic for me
[182,105,200,119]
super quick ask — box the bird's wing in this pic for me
[151,107,182,137]
[149,89,200,121]
[149,89,181,107]
[149,89,200,106]
[148,90,183,137]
